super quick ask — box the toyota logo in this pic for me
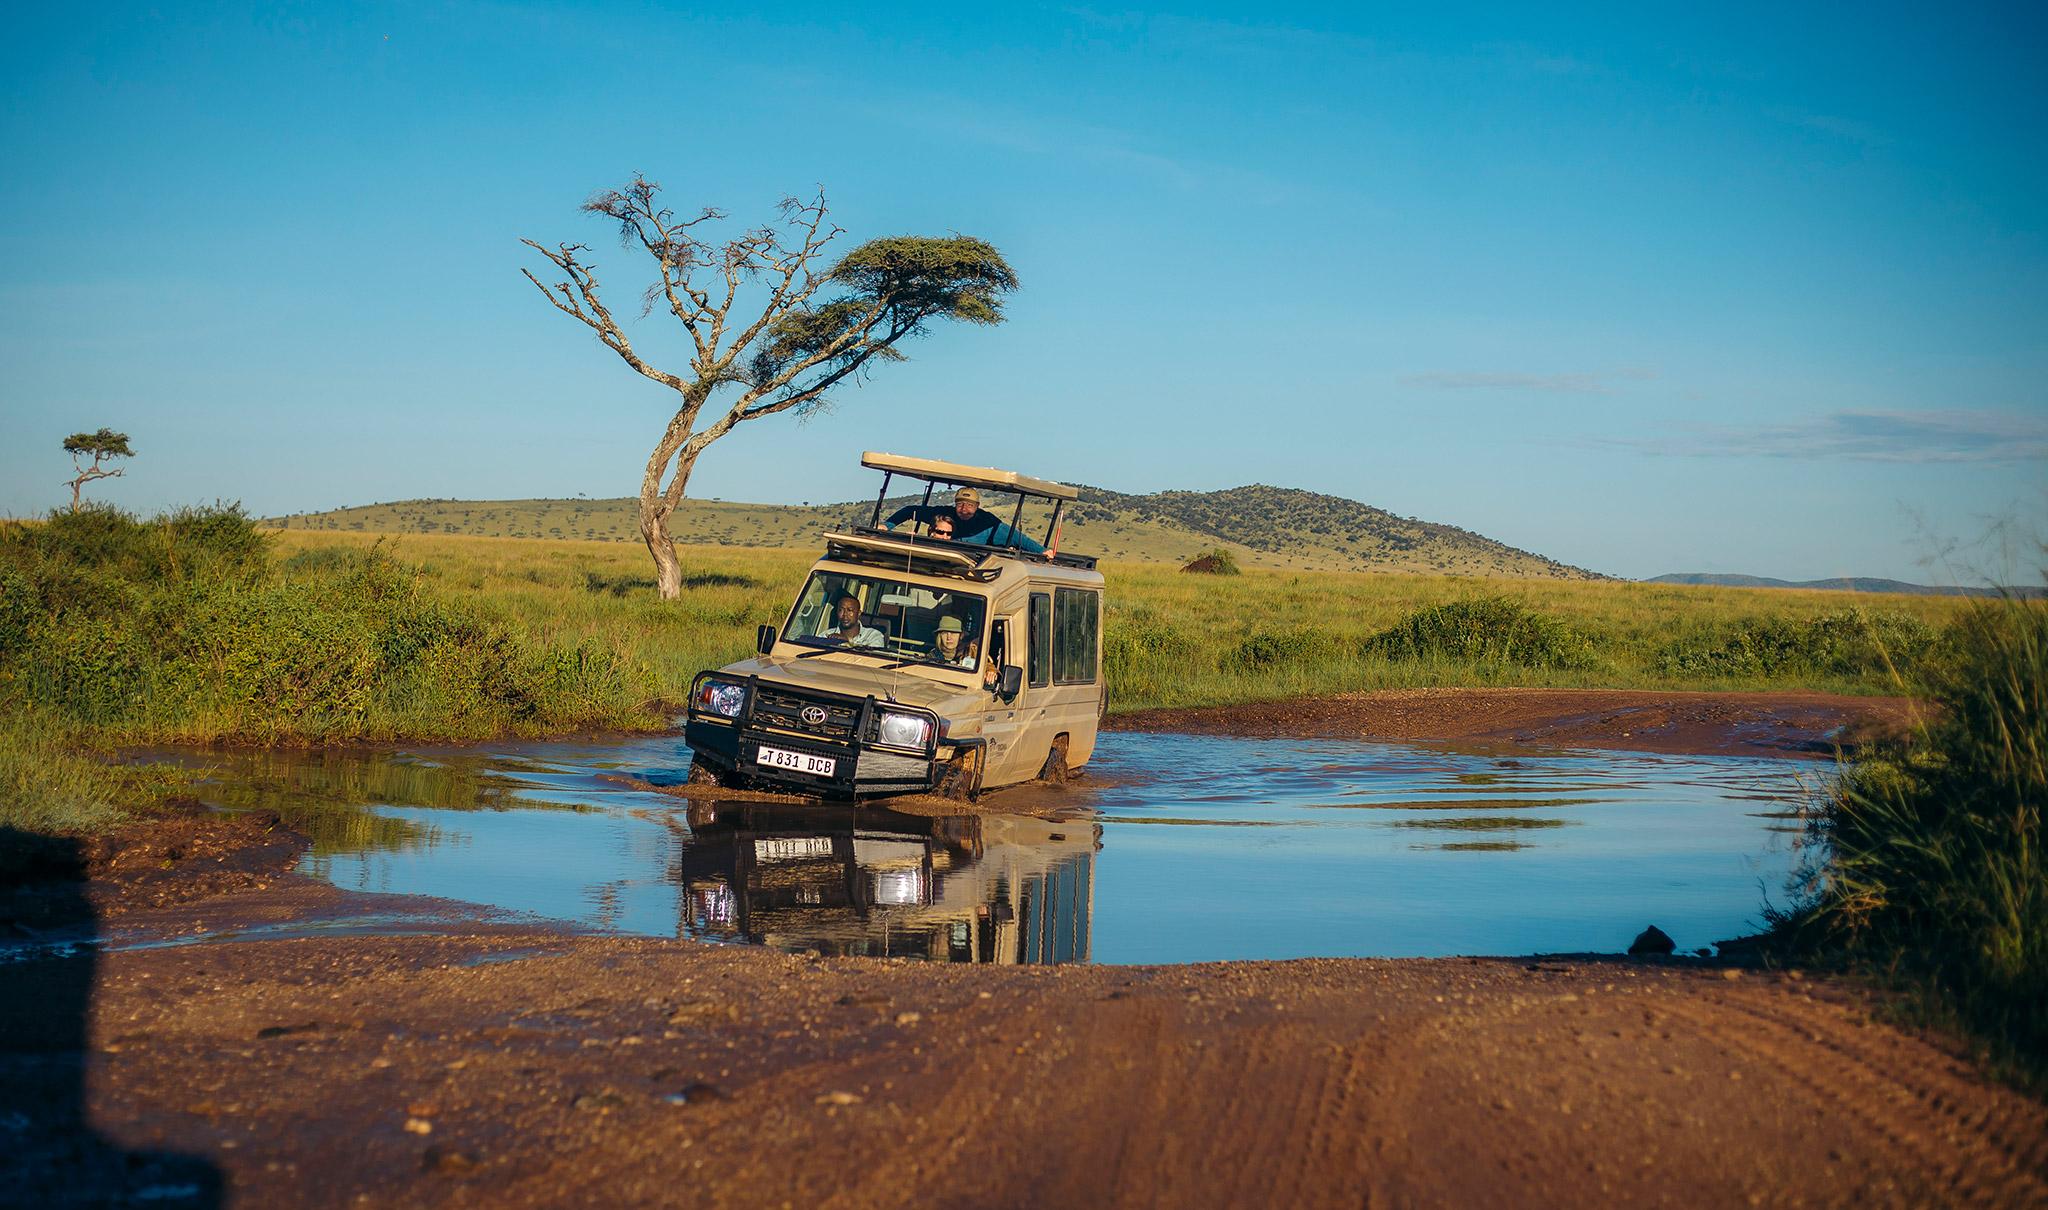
[799,706,828,726]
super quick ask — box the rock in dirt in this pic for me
[1628,925,1675,956]
[421,1145,474,1174]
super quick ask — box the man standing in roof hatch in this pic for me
[885,486,1046,554]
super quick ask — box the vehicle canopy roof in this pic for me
[860,452,1078,502]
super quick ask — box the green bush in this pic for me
[1363,597,1594,669]
[1789,596,2046,1082]
[0,506,656,746]
[1657,608,1938,681]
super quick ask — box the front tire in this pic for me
[687,756,741,790]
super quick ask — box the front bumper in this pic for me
[685,674,940,797]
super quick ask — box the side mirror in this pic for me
[755,624,777,655]
[998,665,1024,699]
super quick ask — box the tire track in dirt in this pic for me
[1655,986,2047,1207]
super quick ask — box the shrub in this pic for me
[1656,608,1938,681]
[1788,596,2046,1081]
[1363,597,1594,669]
[0,507,659,745]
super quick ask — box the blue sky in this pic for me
[2,2,2043,581]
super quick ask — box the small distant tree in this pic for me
[522,176,1017,600]
[62,428,133,511]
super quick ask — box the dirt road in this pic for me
[9,910,2044,1209]
[6,690,2040,1209]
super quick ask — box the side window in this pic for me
[1052,588,1098,685]
[1028,593,1051,688]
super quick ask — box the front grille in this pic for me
[752,688,860,742]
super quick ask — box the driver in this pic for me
[931,615,977,669]
[817,593,885,648]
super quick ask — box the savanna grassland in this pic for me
[274,528,1965,709]
[5,506,2041,1092]
[0,507,1979,837]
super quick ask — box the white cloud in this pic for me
[1607,409,2048,463]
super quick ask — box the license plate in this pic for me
[755,836,834,860]
[754,745,837,777]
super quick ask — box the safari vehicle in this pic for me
[683,452,1104,800]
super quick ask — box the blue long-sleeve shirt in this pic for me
[884,503,1047,554]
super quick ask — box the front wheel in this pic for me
[936,746,985,802]
[687,756,741,790]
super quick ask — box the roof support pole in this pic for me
[868,472,893,528]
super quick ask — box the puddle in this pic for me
[123,733,1823,965]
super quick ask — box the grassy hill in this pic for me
[267,484,1600,579]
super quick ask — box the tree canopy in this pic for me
[522,179,1015,598]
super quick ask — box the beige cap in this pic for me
[954,487,980,504]
[935,616,964,634]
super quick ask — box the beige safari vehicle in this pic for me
[684,453,1105,800]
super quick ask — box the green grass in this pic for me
[0,712,135,835]
[1774,593,2047,1087]
[257,528,1964,715]
[0,510,1978,834]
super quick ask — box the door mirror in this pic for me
[998,665,1024,699]
[755,624,777,655]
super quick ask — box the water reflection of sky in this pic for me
[209,731,1822,964]
[1085,734,1815,962]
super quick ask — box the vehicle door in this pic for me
[1043,585,1102,767]
[973,605,1032,783]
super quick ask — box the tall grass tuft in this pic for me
[0,712,132,836]
[1788,594,2045,1081]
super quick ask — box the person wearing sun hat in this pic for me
[930,614,979,669]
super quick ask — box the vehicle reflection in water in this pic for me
[676,800,1097,964]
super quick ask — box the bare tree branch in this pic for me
[520,179,1014,599]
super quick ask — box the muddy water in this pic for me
[179,732,1822,965]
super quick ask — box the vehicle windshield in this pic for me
[784,570,988,671]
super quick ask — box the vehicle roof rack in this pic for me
[860,452,1079,501]
[858,452,1093,564]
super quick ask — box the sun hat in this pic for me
[935,616,964,634]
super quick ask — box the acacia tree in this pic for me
[62,428,133,511]
[521,177,1017,599]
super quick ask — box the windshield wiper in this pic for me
[794,645,892,661]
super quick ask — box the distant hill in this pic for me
[267,484,1601,579]
[1648,573,2043,599]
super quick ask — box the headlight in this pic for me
[697,680,746,719]
[875,711,932,750]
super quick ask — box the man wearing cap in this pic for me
[885,487,1046,554]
